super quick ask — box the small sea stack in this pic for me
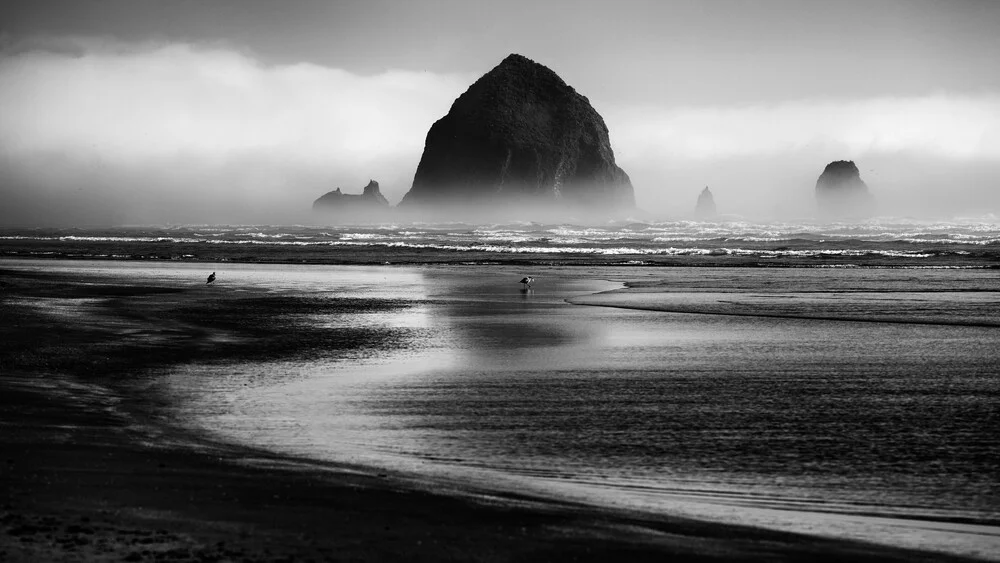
[815,161,874,220]
[313,180,390,221]
[695,186,716,219]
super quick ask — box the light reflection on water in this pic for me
[156,264,1000,555]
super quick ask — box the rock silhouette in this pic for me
[400,54,634,215]
[695,186,716,218]
[313,180,389,210]
[815,161,874,219]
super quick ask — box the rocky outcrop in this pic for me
[399,54,634,216]
[313,180,389,215]
[695,186,716,218]
[815,161,873,219]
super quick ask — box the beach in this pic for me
[2,258,998,562]
[4,0,1000,559]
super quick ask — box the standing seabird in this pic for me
[519,276,534,288]
[206,272,216,285]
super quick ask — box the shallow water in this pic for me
[144,263,1000,557]
[6,259,999,557]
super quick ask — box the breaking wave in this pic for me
[2,217,997,264]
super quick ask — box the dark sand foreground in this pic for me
[0,262,981,562]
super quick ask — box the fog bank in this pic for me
[1,38,998,225]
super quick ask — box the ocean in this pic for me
[2,216,999,267]
[2,217,999,557]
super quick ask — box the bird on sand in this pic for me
[519,276,534,288]
[206,272,216,285]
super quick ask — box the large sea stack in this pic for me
[815,161,874,219]
[312,180,390,220]
[400,54,634,217]
[695,186,716,219]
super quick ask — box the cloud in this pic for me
[601,95,1000,218]
[606,95,1000,162]
[0,38,470,163]
[1,36,998,224]
[0,37,470,224]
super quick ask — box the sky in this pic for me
[1,0,998,225]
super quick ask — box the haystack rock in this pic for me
[399,54,634,216]
[815,161,874,219]
[313,180,389,216]
[695,186,716,218]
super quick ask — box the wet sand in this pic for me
[0,260,990,562]
[570,267,1000,326]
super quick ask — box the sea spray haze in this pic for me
[2,41,999,225]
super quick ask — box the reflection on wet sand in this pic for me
[154,264,1000,560]
[3,259,997,560]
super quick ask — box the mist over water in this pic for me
[2,39,999,226]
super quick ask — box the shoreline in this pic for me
[0,262,991,561]
[4,251,997,269]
